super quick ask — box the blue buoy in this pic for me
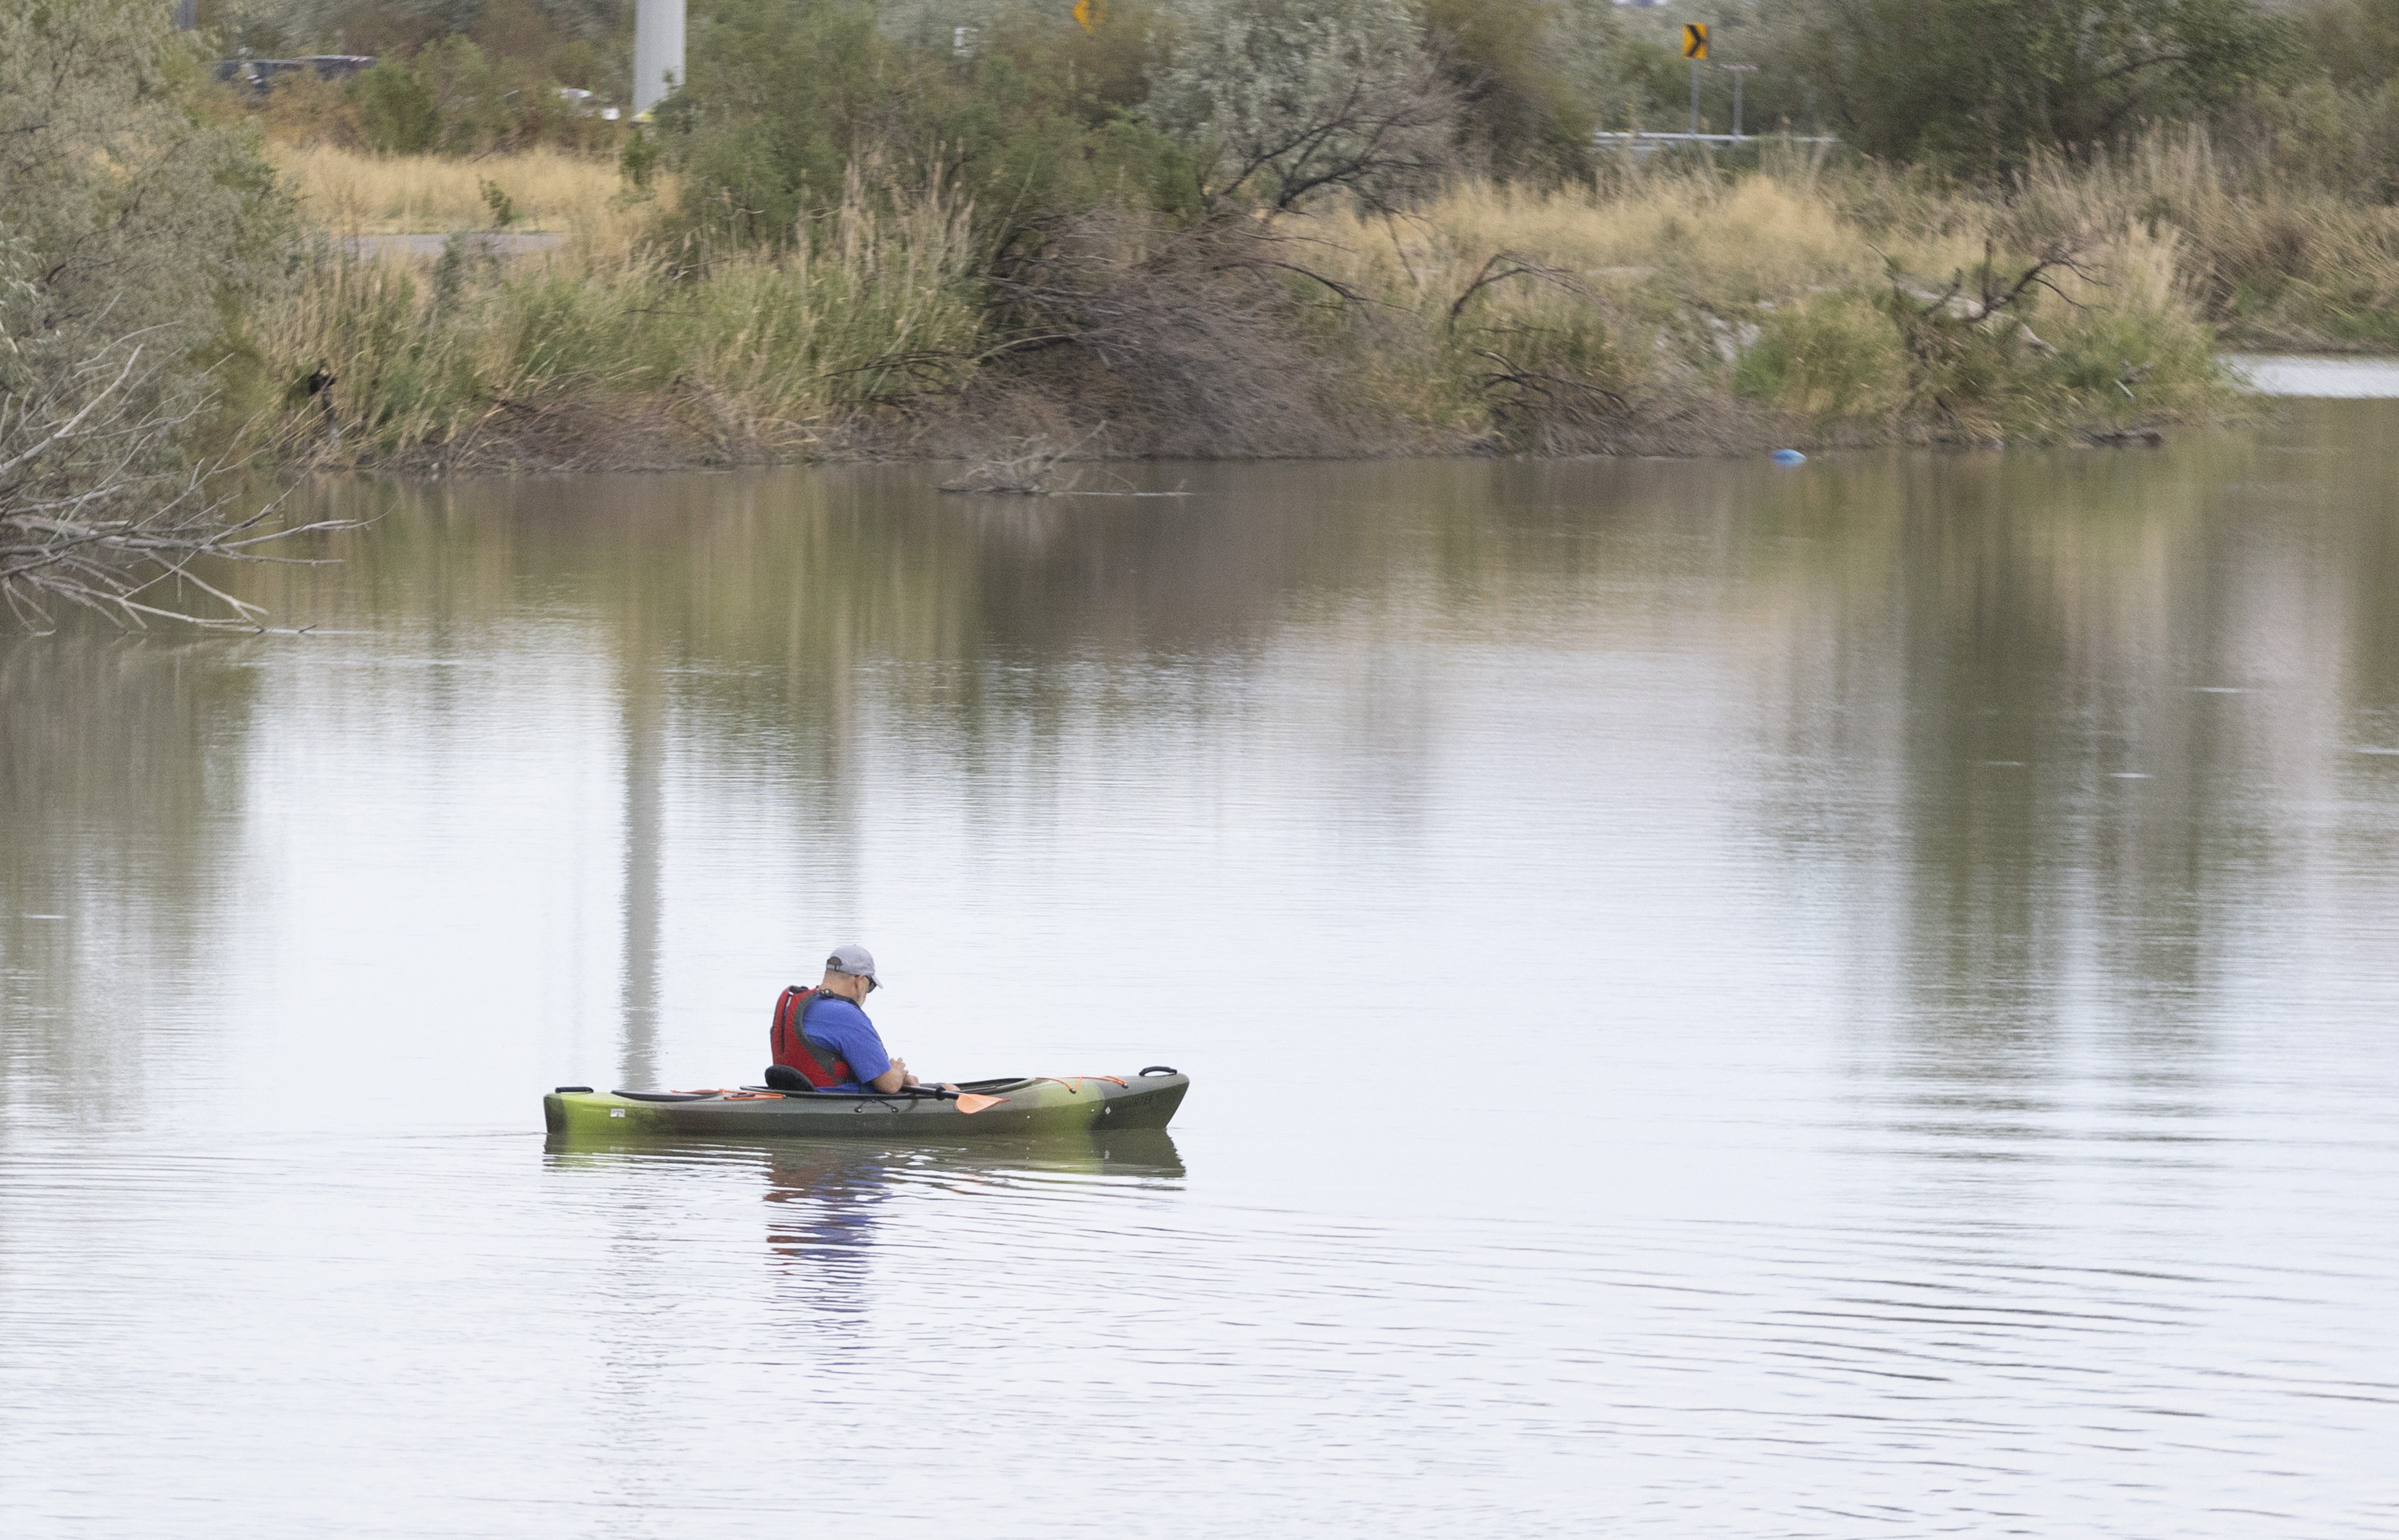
[1770,449,1807,465]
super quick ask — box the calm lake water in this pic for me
[6,402,2399,1538]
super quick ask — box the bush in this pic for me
[2,1,297,622]
[1736,293,1910,421]
[1423,0,1596,183]
[1790,0,2297,170]
[261,171,984,466]
[0,1,287,433]
[357,58,441,153]
[1144,0,1455,212]
[660,0,1192,249]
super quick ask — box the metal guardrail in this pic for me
[214,56,378,95]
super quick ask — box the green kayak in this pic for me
[543,1067,1188,1139]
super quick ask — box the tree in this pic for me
[2,1,324,628]
[2295,0,2399,94]
[1790,0,2295,170]
[661,0,1192,249]
[0,317,343,630]
[1423,0,1597,183]
[1144,0,1457,213]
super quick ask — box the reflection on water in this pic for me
[2225,352,2399,397]
[545,1132,1186,1334]
[5,409,2399,1537]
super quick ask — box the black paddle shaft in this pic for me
[740,1083,962,1100]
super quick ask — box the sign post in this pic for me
[1721,62,1758,139]
[1681,24,1709,135]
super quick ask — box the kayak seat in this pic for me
[762,1064,819,1093]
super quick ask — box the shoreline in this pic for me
[305,349,2399,482]
[258,155,2236,478]
[300,402,2308,484]
[309,414,2211,480]
[277,353,2353,481]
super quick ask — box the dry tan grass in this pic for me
[259,171,981,470]
[269,145,667,244]
[1394,175,1886,295]
[1319,173,2008,323]
[1291,166,2221,449]
[2000,131,2399,348]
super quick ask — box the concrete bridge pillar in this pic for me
[634,0,685,118]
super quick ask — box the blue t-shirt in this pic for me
[800,996,892,1092]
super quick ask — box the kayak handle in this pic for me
[1138,1065,1179,1077]
[553,1085,594,1094]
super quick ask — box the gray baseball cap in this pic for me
[824,944,879,983]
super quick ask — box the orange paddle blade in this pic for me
[954,1093,1006,1115]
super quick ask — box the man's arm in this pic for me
[808,999,904,1091]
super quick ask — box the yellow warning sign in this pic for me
[1681,22,1709,59]
[1074,0,1108,33]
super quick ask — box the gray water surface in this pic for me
[2225,353,2399,397]
[5,409,2398,1538]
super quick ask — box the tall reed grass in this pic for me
[260,171,980,468]
[2004,132,2399,349]
[1307,165,2221,449]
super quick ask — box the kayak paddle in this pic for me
[744,1083,1007,1114]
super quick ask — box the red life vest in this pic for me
[769,986,856,1087]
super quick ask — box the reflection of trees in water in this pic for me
[1740,437,2399,1147]
[618,654,663,1092]
[50,439,2393,1140]
[243,462,1634,1075]
[2305,405,2399,746]
[0,635,254,1108]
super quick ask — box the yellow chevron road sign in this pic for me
[1682,23,1709,59]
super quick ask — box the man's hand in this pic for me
[867,1059,952,1095]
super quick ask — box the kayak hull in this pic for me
[543,1071,1188,1140]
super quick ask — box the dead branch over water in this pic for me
[938,428,1100,496]
[0,339,353,632]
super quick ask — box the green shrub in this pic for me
[356,60,441,154]
[1788,0,2297,170]
[1423,0,1596,183]
[1734,293,1910,421]
[660,0,1194,250]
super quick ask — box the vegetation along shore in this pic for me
[15,0,2399,616]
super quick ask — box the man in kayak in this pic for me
[768,944,944,1094]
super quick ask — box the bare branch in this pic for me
[2,333,365,629]
[1447,252,1597,326]
[0,344,142,480]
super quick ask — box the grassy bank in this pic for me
[261,155,977,468]
[2006,133,2399,353]
[273,142,658,237]
[261,145,2245,471]
[1311,172,2217,453]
